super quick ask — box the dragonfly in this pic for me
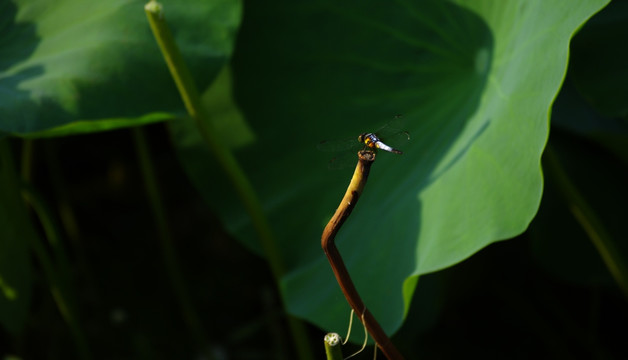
[317,116,410,169]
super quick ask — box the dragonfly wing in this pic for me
[318,137,364,169]
[372,116,405,138]
[374,118,410,151]
[327,150,361,169]
[316,137,357,152]
[383,129,410,146]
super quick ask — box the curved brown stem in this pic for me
[321,150,405,360]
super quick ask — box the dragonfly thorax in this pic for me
[358,132,380,149]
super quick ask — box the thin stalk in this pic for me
[43,140,82,245]
[20,139,33,181]
[20,183,91,360]
[132,127,213,358]
[40,139,96,299]
[143,2,313,359]
[321,150,405,360]
[544,146,628,299]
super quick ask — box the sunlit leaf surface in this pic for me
[0,0,241,136]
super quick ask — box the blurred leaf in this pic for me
[0,141,33,334]
[0,0,241,136]
[551,78,628,166]
[570,0,628,118]
[172,0,608,334]
[532,133,628,286]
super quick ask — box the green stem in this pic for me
[544,146,628,299]
[144,0,282,279]
[144,2,313,359]
[324,333,344,360]
[132,127,213,358]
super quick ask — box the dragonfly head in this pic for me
[357,133,366,144]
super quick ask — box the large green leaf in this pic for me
[0,0,241,136]
[172,0,608,334]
